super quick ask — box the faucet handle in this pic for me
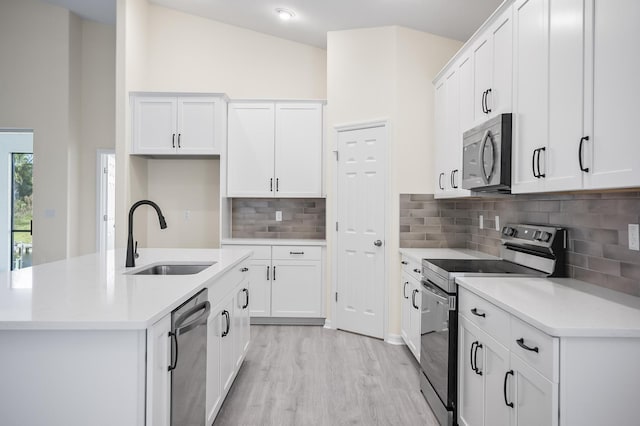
[134,241,139,259]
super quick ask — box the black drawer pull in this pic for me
[401,261,408,265]
[240,267,249,272]
[471,308,486,318]
[516,338,539,353]
[504,370,514,408]
[413,268,421,274]
[289,251,304,255]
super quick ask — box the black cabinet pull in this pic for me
[516,338,539,353]
[470,341,478,372]
[242,288,249,309]
[222,310,230,337]
[413,268,421,274]
[504,370,514,407]
[403,282,409,299]
[172,133,176,148]
[532,148,539,178]
[177,133,181,148]
[579,136,590,172]
[439,173,445,190]
[485,88,492,113]
[401,261,408,265]
[168,331,178,371]
[270,178,273,192]
[290,251,304,255]
[473,342,483,375]
[481,90,488,114]
[471,308,486,318]
[240,267,249,272]
[267,266,270,280]
[537,147,546,178]
[273,266,276,281]
[411,289,419,309]
[451,169,459,188]
[276,178,279,192]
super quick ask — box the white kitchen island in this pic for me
[0,248,252,426]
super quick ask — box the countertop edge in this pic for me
[221,238,326,246]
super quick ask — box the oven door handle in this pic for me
[422,280,449,305]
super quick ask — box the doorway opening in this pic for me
[97,150,116,252]
[0,131,34,272]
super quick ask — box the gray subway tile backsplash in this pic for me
[232,198,326,240]
[400,192,640,296]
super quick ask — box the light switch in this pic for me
[276,211,282,222]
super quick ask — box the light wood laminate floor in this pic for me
[213,325,438,426]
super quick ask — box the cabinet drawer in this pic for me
[459,287,510,346]
[223,245,271,260]
[401,256,422,282]
[207,260,250,304]
[272,246,321,261]
[510,316,559,382]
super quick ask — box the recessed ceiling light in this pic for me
[275,8,296,21]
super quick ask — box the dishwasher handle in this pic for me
[175,301,211,335]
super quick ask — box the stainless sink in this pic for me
[131,262,215,276]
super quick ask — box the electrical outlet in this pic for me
[276,211,283,222]
[629,224,640,251]
[495,215,500,231]
[479,215,484,230]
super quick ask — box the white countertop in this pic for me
[221,238,326,246]
[0,248,251,331]
[399,248,497,262]
[457,276,640,338]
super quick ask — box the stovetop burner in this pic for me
[425,259,543,275]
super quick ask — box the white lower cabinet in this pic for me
[399,255,423,361]
[146,315,172,426]
[222,244,325,320]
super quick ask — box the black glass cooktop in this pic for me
[425,259,542,275]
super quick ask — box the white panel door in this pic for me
[511,354,558,426]
[146,315,171,426]
[490,6,513,116]
[177,97,219,155]
[274,103,323,197]
[586,0,640,189]
[227,103,275,197]
[133,96,177,155]
[458,317,484,426]
[512,0,549,193]
[271,260,322,317]
[248,259,271,317]
[336,124,386,339]
[545,0,586,192]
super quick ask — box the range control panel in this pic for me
[501,224,564,247]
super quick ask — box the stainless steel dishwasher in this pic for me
[169,288,210,426]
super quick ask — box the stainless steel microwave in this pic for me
[462,113,512,193]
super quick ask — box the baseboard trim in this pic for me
[251,317,326,326]
[323,319,333,329]
[385,333,404,345]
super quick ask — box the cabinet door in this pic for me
[271,260,322,317]
[227,103,275,197]
[458,54,475,135]
[473,36,492,124]
[512,0,549,194]
[206,303,222,425]
[586,0,640,190]
[409,280,422,361]
[482,335,511,426]
[219,297,235,395]
[132,96,177,155]
[274,103,323,197]
[400,272,412,347]
[176,97,219,155]
[234,283,251,369]
[444,67,461,195]
[458,317,484,426]
[490,6,513,117]
[248,259,271,317]
[510,354,558,426]
[434,79,447,196]
[146,315,171,426]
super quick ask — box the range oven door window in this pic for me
[420,279,456,408]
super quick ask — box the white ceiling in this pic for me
[40,0,504,48]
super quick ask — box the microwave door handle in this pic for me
[478,130,491,184]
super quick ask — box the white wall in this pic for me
[115,0,327,249]
[327,26,462,337]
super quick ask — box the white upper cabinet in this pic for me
[472,6,513,125]
[132,94,225,156]
[227,103,276,197]
[585,0,640,189]
[227,101,324,198]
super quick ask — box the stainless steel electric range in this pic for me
[418,224,567,426]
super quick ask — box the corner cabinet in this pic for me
[227,101,324,198]
[131,94,227,156]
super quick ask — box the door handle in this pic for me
[403,282,409,299]
[374,240,383,247]
[267,266,270,281]
[172,133,176,148]
[516,338,539,353]
[177,133,181,148]
[451,169,459,189]
[532,148,539,178]
[504,370,514,408]
[270,178,273,192]
[242,288,249,309]
[273,266,276,281]
[439,172,445,190]
[537,147,546,178]
[411,289,419,309]
[485,88,492,113]
[473,342,483,375]
[470,341,478,373]
[470,308,486,318]
[168,331,178,371]
[579,136,590,172]
[221,310,230,337]
[481,90,487,114]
